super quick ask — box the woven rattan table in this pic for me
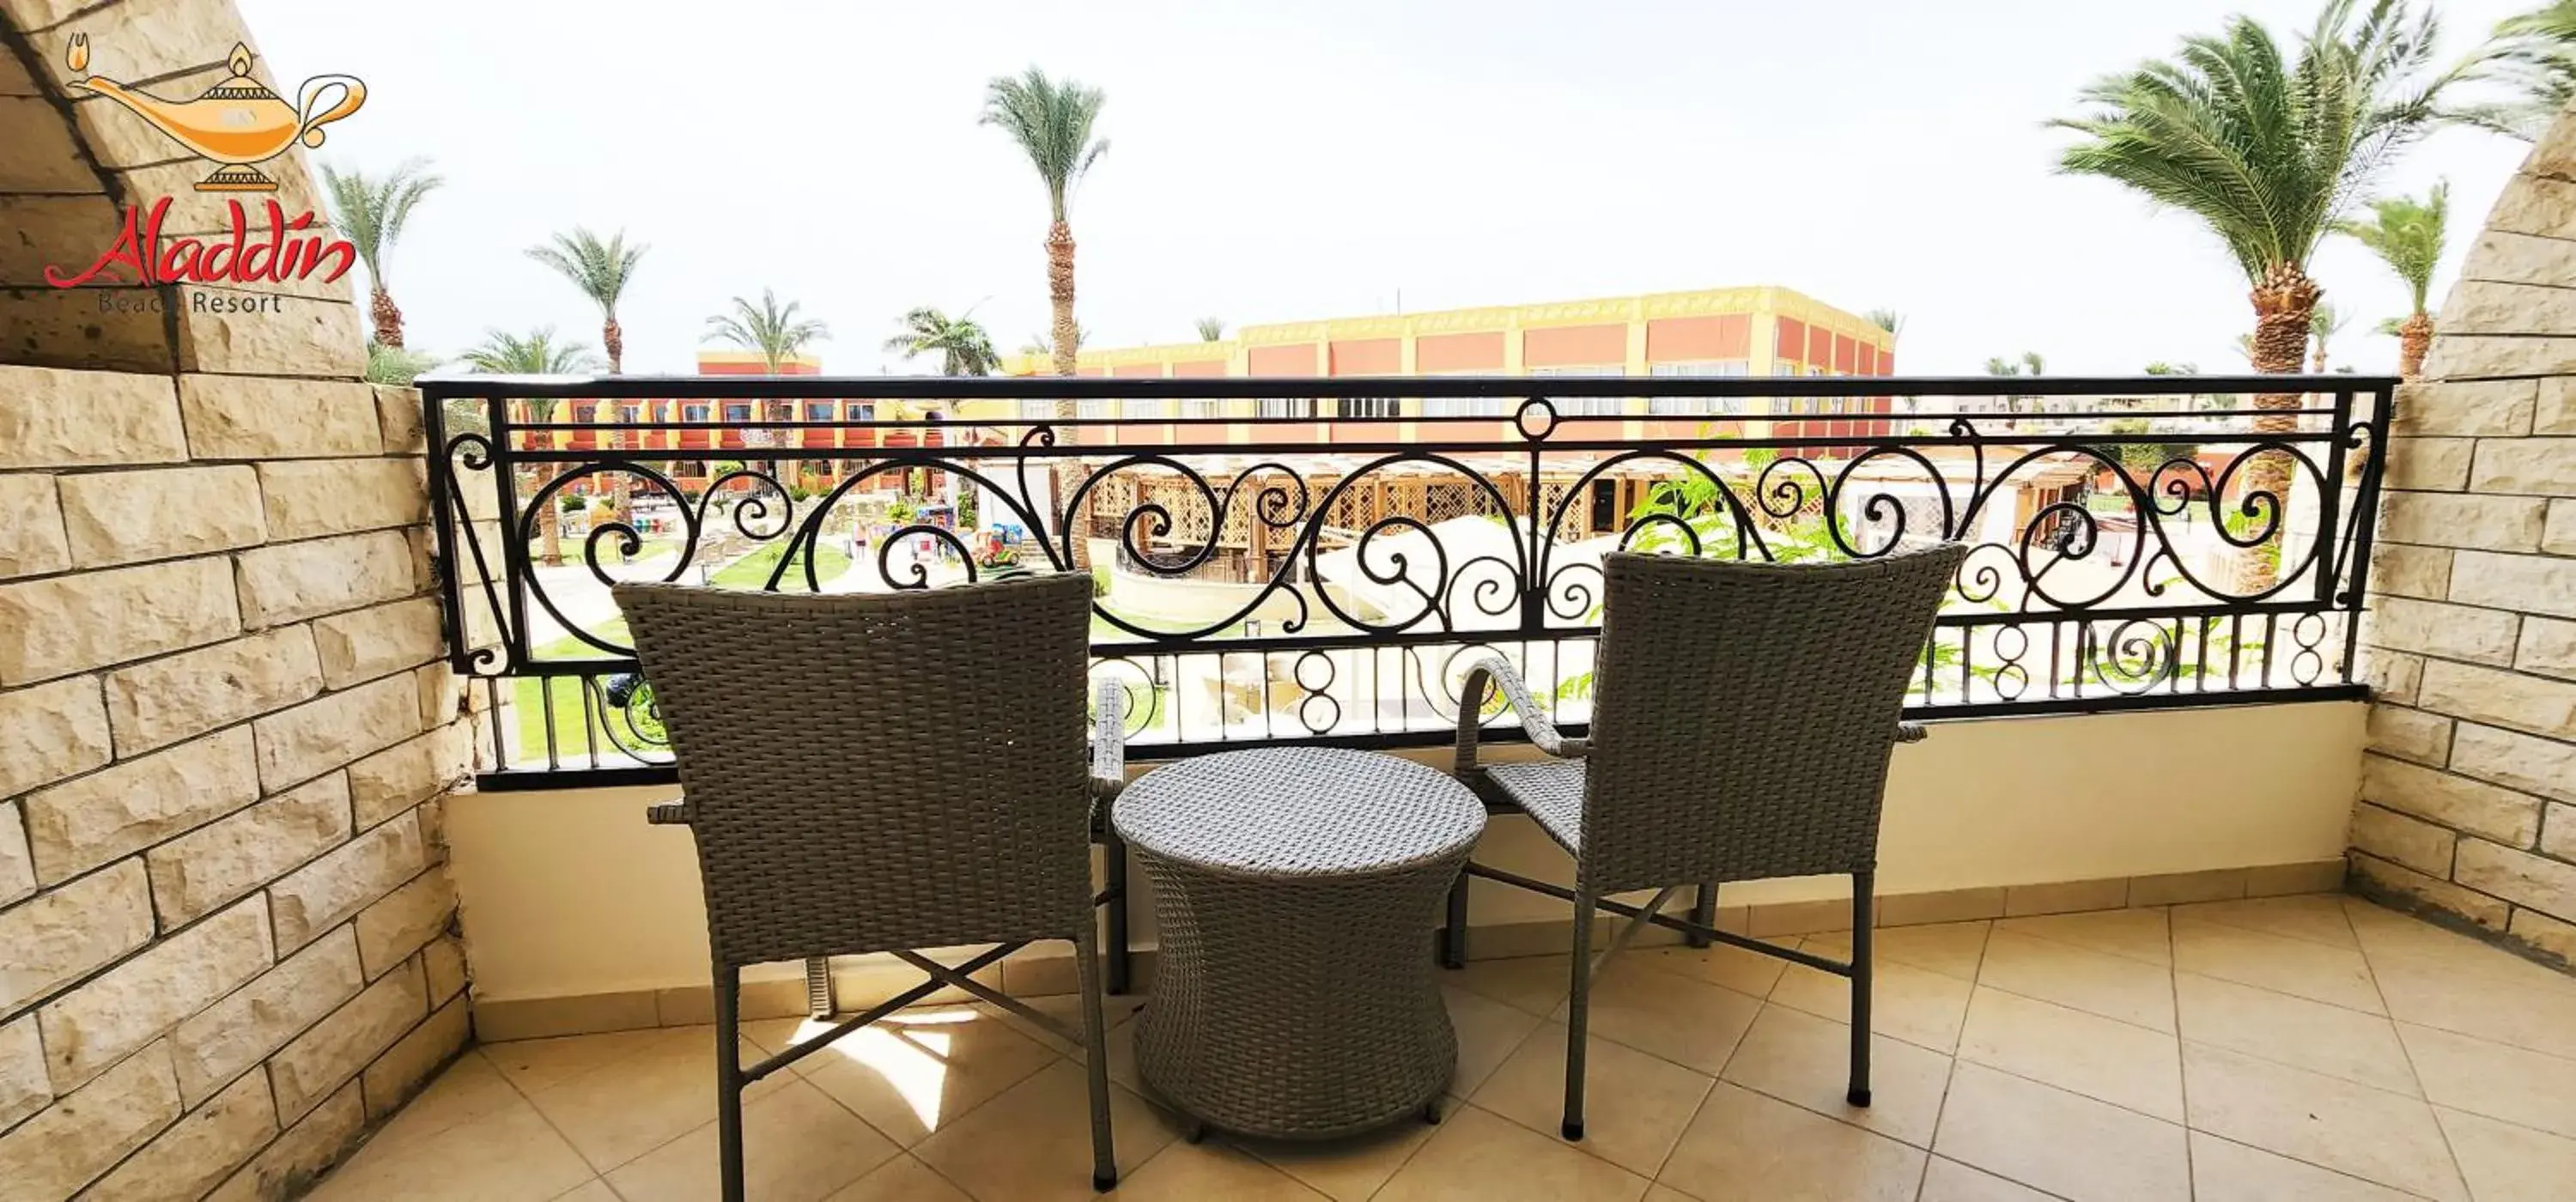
[1114,747,1486,1141]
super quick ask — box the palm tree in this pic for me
[1863,308,1905,337]
[463,327,605,567]
[2054,0,2480,586]
[704,289,829,483]
[884,307,1001,377]
[2310,302,2350,373]
[983,67,1109,379]
[320,158,442,348]
[1023,325,1087,357]
[2466,2,2576,138]
[703,288,829,372]
[365,341,435,385]
[1194,316,1227,342]
[2336,181,2449,377]
[528,228,647,373]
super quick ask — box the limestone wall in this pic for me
[0,3,471,1198]
[2354,115,2576,962]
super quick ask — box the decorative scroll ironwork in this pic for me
[422,373,2390,785]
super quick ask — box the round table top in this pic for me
[1112,748,1485,877]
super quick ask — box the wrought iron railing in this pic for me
[422,373,2389,788]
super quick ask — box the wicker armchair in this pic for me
[1447,543,1965,1140]
[615,573,1127,1198]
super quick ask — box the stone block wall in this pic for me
[1,3,473,1198]
[2354,114,2576,963]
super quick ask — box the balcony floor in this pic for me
[308,895,2574,1201]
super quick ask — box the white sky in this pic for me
[236,0,2541,377]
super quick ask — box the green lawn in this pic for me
[709,542,853,589]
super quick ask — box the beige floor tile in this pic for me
[2436,1106,2576,1202]
[822,1155,975,1201]
[1230,1114,1439,1202]
[2345,900,2576,993]
[2003,878,2129,918]
[2173,973,2420,1096]
[970,993,1147,1058]
[912,1059,1179,1202]
[549,1181,618,1202]
[1957,986,2182,1121]
[2173,895,2360,950]
[2172,918,2385,1015]
[1801,920,1992,982]
[2186,1132,2421,1201]
[2397,1022,2576,1139]
[1769,948,1972,1053]
[523,1028,798,1173]
[1642,1188,1696,1202]
[308,1099,596,1202]
[1917,1156,2056,1202]
[1977,930,2176,1033]
[1635,939,1793,997]
[1657,1082,1926,1202]
[1447,985,1545,1096]
[1993,908,2172,966]
[483,1025,700,1095]
[1108,1140,1331,1199]
[1454,955,1576,1017]
[363,1051,526,1155]
[797,1007,1060,1146]
[1552,961,1763,1075]
[1718,1003,1952,1148]
[1931,1061,2189,1202]
[1372,1104,1649,1202]
[2178,1042,2465,1201]
[1471,1021,1713,1176]
[605,1078,901,1202]
[2372,958,2576,1061]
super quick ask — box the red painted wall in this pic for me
[1249,343,1319,376]
[1329,338,1402,375]
[1416,332,1504,373]
[1523,324,1625,367]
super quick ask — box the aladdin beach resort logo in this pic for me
[45,35,366,305]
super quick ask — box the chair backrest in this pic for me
[614,573,1095,968]
[1578,543,1965,894]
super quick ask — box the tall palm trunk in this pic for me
[2397,311,2433,379]
[371,287,404,349]
[603,318,631,524]
[1047,220,1092,574]
[2235,262,2318,592]
[538,491,563,567]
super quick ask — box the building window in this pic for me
[1647,361,1750,414]
[1420,397,1508,417]
[1529,365,1624,416]
[570,402,595,423]
[846,402,874,421]
[1255,398,1315,419]
[805,401,834,421]
[1180,398,1219,420]
[722,403,751,422]
[683,404,712,422]
[1120,398,1166,419]
[1075,399,1113,419]
[1340,397,1398,419]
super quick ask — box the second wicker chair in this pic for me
[1446,543,1965,1140]
[616,573,1126,1199]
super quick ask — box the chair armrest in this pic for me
[1896,721,1927,744]
[645,802,691,826]
[1090,679,1127,802]
[1455,656,1587,774]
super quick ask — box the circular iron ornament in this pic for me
[1991,623,2032,702]
[1515,397,1558,441]
[1294,650,1340,735]
[875,525,979,591]
[2091,618,2176,694]
[2291,612,2328,687]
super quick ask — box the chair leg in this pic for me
[1561,888,1594,1141]
[1848,868,1874,1108]
[1102,831,1132,996]
[1686,879,1718,949]
[714,963,745,1202]
[1073,928,1118,1191]
[1441,870,1471,969]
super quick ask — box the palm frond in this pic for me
[460,326,602,375]
[2333,180,2449,313]
[702,288,829,372]
[884,306,1001,376]
[981,67,1109,221]
[319,157,443,284]
[2052,0,2473,283]
[527,228,647,318]
[1194,316,1227,342]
